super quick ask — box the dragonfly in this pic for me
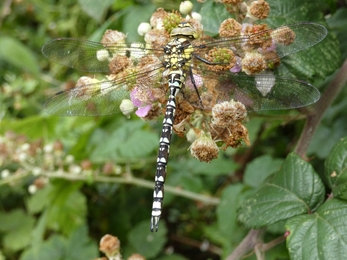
[42,21,327,232]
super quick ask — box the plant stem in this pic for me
[225,229,264,260]
[40,171,220,205]
[295,57,347,157]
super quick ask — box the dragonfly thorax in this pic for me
[163,36,194,71]
[170,22,198,39]
[165,22,197,70]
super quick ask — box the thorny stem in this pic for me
[295,57,347,157]
[0,166,220,206]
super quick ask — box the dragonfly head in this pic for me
[170,22,198,40]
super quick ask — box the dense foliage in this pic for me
[1,0,347,259]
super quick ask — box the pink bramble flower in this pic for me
[230,56,242,73]
[130,86,155,118]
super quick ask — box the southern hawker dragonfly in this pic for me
[42,20,327,232]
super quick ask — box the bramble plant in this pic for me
[0,0,347,259]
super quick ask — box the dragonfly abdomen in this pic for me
[151,69,187,232]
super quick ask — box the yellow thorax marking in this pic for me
[164,22,197,70]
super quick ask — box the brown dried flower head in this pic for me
[207,47,236,72]
[261,50,281,69]
[212,100,247,127]
[74,77,99,97]
[222,122,250,149]
[109,55,131,74]
[190,132,219,163]
[243,24,272,50]
[101,30,126,45]
[249,0,270,20]
[242,52,267,75]
[144,28,170,46]
[219,18,242,37]
[223,0,243,4]
[99,234,121,257]
[271,26,296,46]
[150,8,168,29]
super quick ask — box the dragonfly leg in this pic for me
[193,53,223,65]
[189,66,204,109]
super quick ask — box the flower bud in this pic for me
[180,1,193,15]
[137,22,151,36]
[120,99,135,118]
[190,132,219,163]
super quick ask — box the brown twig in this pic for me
[170,234,223,256]
[295,57,347,157]
[225,229,264,260]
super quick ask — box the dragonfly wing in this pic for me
[44,60,166,116]
[44,80,131,116]
[192,22,327,65]
[187,69,320,112]
[42,38,164,73]
[215,71,320,111]
[42,38,111,72]
[271,22,327,58]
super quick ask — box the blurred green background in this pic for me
[1,0,347,259]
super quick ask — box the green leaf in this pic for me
[20,234,66,260]
[325,137,347,186]
[180,174,204,193]
[308,118,347,159]
[217,184,244,241]
[179,155,239,176]
[266,0,340,80]
[286,199,347,260]
[26,187,51,214]
[90,120,157,161]
[332,168,347,200]
[65,225,98,259]
[203,223,230,248]
[243,155,284,188]
[267,0,325,22]
[0,209,35,251]
[238,153,325,228]
[20,226,98,260]
[279,32,340,79]
[77,0,114,22]
[200,2,231,36]
[122,5,157,42]
[0,116,59,139]
[128,220,167,259]
[0,36,40,77]
[327,7,347,58]
[45,181,87,235]
[30,211,48,247]
[119,128,158,159]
